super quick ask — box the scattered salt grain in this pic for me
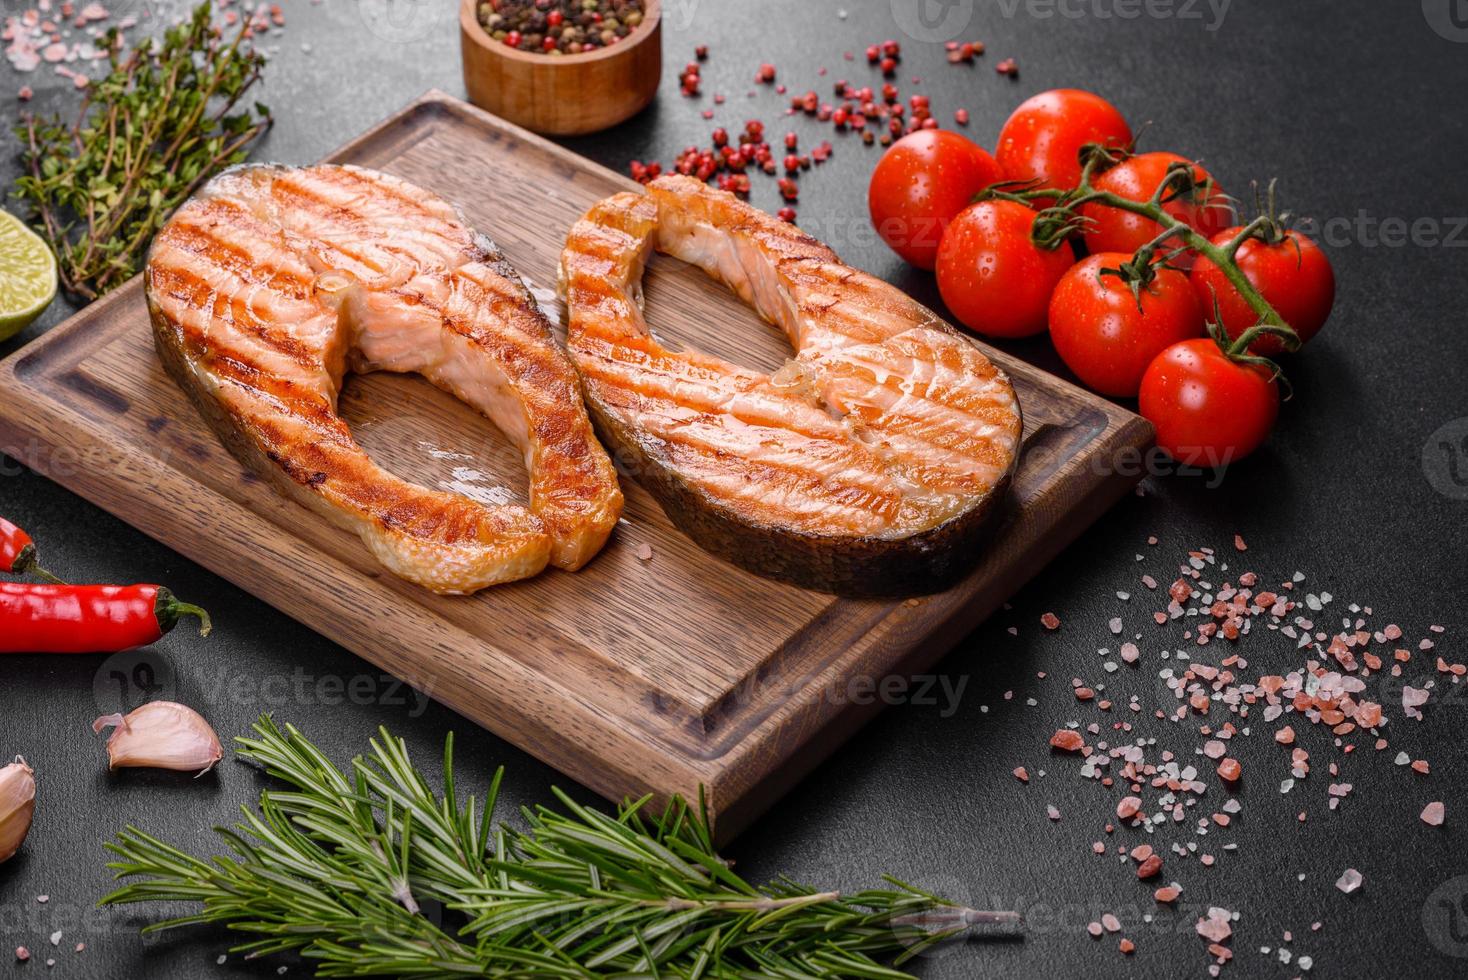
[1335,869,1362,894]
[1196,908,1233,943]
[1421,801,1445,826]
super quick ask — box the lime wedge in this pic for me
[0,210,58,343]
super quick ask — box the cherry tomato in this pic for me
[936,200,1076,339]
[1080,153,1231,262]
[1138,339,1279,467]
[995,89,1132,192]
[1048,254,1205,397]
[868,130,1003,270]
[1190,227,1336,355]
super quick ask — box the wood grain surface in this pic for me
[0,91,1153,840]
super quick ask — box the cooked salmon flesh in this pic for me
[559,174,1022,595]
[147,164,623,594]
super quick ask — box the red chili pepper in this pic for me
[0,517,64,585]
[0,583,211,653]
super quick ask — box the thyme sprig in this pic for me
[13,2,271,301]
[101,717,1018,977]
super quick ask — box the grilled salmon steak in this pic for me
[147,164,623,594]
[560,175,1023,596]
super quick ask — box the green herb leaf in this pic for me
[11,1,271,302]
[101,716,1019,977]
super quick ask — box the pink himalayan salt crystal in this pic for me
[1046,804,1061,821]
[1120,642,1140,664]
[1196,908,1233,943]
[16,947,30,962]
[1403,685,1430,720]
[1203,740,1227,759]
[1087,921,1104,938]
[1101,913,1122,932]
[1422,801,1446,826]
[8,45,40,71]
[1336,868,1363,894]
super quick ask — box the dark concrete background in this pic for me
[2,1,1467,977]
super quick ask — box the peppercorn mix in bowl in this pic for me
[460,0,662,135]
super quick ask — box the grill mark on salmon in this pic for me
[148,164,623,593]
[560,175,1022,595]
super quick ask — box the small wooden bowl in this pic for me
[460,0,662,136]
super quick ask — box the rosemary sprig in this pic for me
[12,2,271,301]
[101,717,1019,978]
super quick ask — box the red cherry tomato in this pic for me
[1190,227,1336,355]
[995,89,1133,192]
[1080,153,1231,262]
[867,130,1003,270]
[936,200,1076,338]
[1138,338,1279,467]
[1048,254,1205,397]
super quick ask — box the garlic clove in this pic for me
[92,702,223,776]
[0,756,36,863]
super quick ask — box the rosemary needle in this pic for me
[101,716,1021,978]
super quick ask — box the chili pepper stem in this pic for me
[154,588,212,637]
[5,544,67,586]
[28,566,67,586]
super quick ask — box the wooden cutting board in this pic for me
[0,90,1152,839]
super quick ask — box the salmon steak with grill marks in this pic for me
[147,164,623,594]
[559,174,1023,596]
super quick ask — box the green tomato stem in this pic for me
[987,166,1302,361]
